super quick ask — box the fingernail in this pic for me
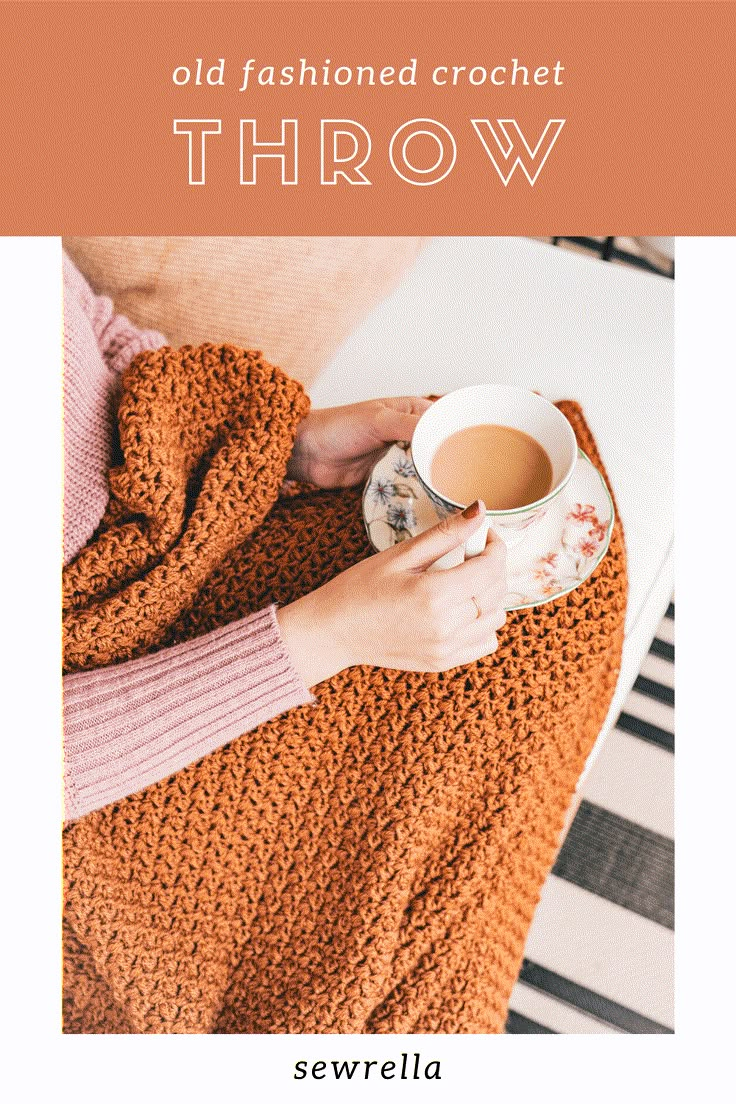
[462,500,482,519]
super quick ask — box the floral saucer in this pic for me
[362,443,614,611]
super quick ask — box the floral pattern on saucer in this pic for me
[363,443,614,610]
[526,504,609,597]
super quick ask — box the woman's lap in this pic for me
[64,431,626,1033]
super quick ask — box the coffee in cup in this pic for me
[430,424,553,511]
[410,385,578,565]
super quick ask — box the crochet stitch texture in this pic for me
[62,343,627,1034]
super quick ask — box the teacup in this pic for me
[411,385,578,567]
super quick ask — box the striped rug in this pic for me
[506,602,675,1033]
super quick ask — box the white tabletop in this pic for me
[312,237,674,647]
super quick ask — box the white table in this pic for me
[311,237,674,767]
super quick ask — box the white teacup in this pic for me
[411,385,578,567]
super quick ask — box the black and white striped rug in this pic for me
[507,602,674,1033]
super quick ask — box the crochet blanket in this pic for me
[62,344,627,1034]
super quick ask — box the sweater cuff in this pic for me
[101,319,167,376]
[63,605,313,822]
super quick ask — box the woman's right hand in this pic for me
[276,500,508,688]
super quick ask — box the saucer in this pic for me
[362,444,614,611]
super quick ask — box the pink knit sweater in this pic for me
[63,255,312,821]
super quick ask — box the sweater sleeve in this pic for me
[63,253,166,377]
[63,253,313,822]
[63,605,313,822]
[63,252,167,565]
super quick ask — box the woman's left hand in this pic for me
[287,397,432,488]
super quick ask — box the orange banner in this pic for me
[1,1,734,233]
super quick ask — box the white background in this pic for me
[0,237,731,1101]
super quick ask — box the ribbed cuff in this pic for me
[103,323,167,376]
[63,605,312,821]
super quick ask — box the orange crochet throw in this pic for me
[63,344,627,1034]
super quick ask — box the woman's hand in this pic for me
[277,501,508,688]
[287,397,432,488]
